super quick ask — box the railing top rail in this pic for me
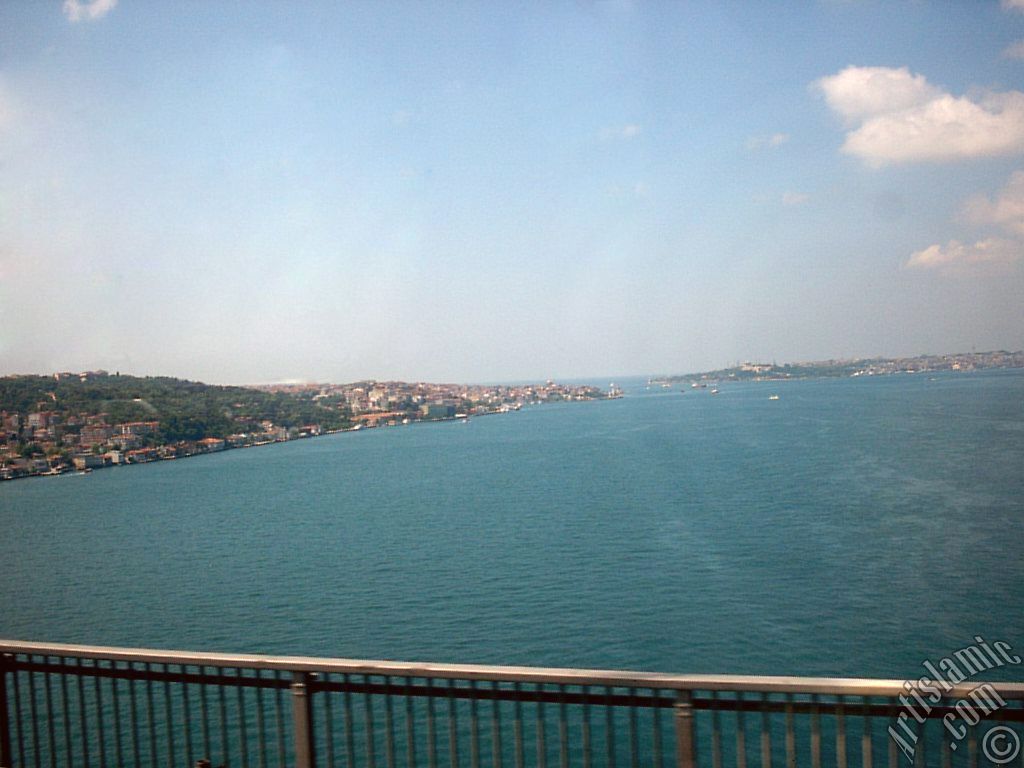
[3,639,1023,698]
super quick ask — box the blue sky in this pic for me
[1,1,1023,384]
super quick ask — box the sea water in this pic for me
[2,370,1023,680]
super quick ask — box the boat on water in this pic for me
[710,388,719,395]
[769,394,780,400]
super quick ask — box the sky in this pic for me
[1,1,1023,384]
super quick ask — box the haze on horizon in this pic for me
[1,1,1023,386]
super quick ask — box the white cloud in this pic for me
[782,191,808,206]
[817,66,939,122]
[961,170,1024,236]
[905,238,1022,270]
[1004,40,1024,60]
[1003,0,1024,11]
[62,0,117,22]
[746,133,790,151]
[599,124,641,141]
[908,171,1024,275]
[815,66,1024,166]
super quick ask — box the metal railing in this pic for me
[1,640,1023,768]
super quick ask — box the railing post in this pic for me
[292,671,317,768]
[0,654,11,768]
[675,690,697,768]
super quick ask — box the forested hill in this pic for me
[0,372,348,442]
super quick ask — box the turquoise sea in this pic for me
[2,370,1023,680]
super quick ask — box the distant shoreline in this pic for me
[0,396,619,485]
[649,351,1024,386]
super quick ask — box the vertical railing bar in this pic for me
[652,689,663,768]
[366,676,378,768]
[674,690,696,768]
[145,662,156,768]
[581,685,591,768]
[163,662,175,768]
[760,693,772,768]
[491,681,502,768]
[200,666,211,765]
[324,673,337,768]
[14,657,26,768]
[886,709,896,768]
[343,676,355,768]
[76,658,88,768]
[810,694,821,768]
[59,657,71,768]
[737,692,747,768]
[470,680,480,768]
[217,668,228,768]
[605,686,615,768]
[112,663,124,768]
[290,671,316,768]
[967,723,977,768]
[0,654,11,768]
[784,694,795,768]
[861,696,872,768]
[913,720,924,768]
[128,665,140,768]
[558,685,568,768]
[28,655,40,768]
[536,683,547,768]
[710,691,722,768]
[837,695,847,768]
[43,657,56,768]
[426,678,437,768]
[11,658,23,768]
[627,688,638,768]
[385,675,396,768]
[274,670,286,768]
[940,716,951,768]
[513,683,523,768]
[447,679,458,768]
[12,657,25,768]
[182,664,195,768]
[405,677,416,768]
[256,671,267,768]
[94,658,108,768]
[238,668,250,768]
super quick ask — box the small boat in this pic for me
[710,388,719,395]
[769,395,780,401]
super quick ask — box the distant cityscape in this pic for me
[650,350,1024,385]
[0,373,619,482]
